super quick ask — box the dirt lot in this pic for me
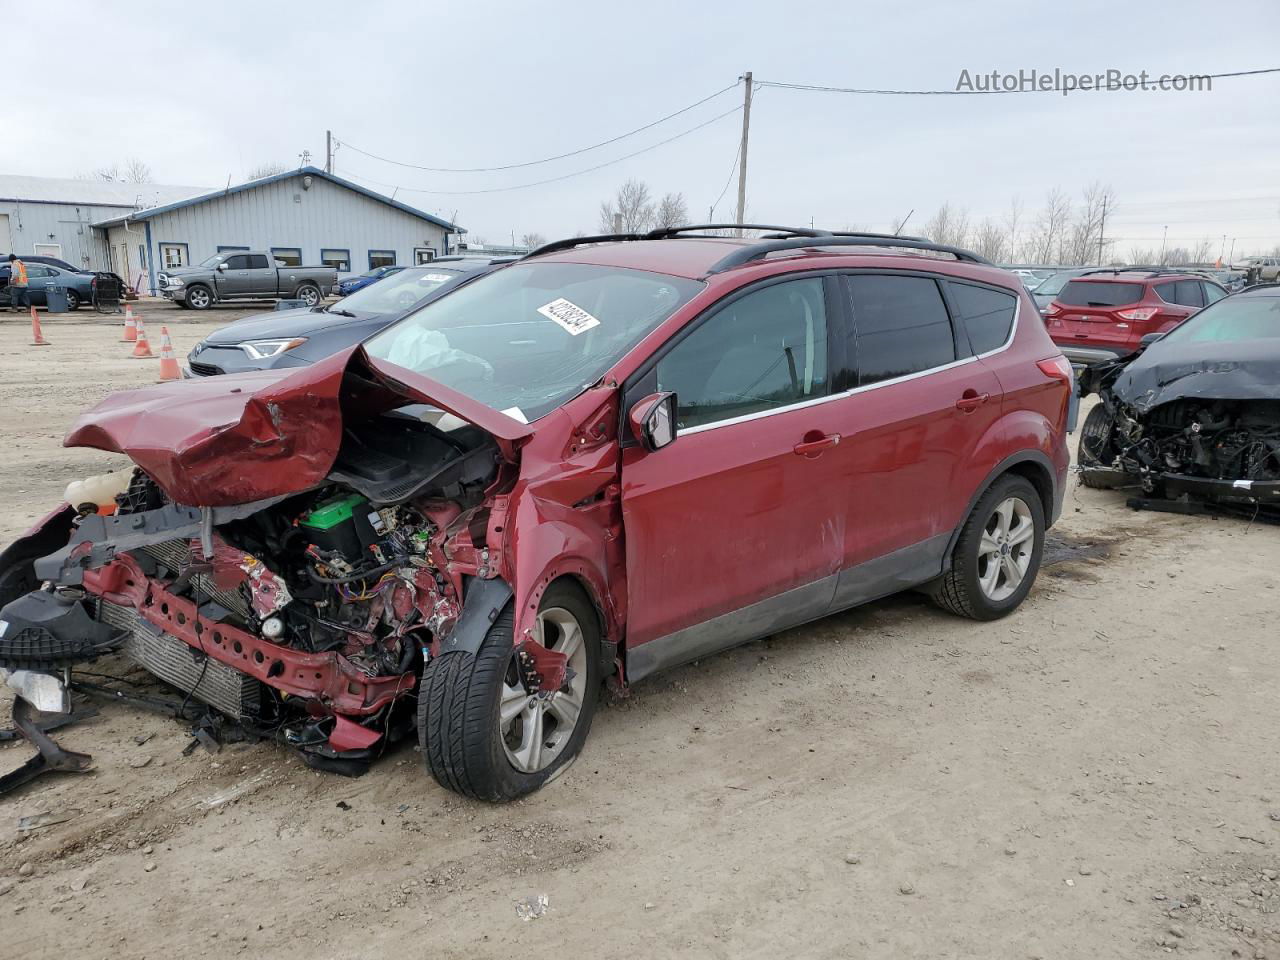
[1,302,1279,959]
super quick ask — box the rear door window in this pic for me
[656,277,829,429]
[248,254,271,269]
[843,275,956,386]
[946,281,1018,355]
[1058,281,1144,307]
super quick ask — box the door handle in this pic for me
[955,391,990,413]
[793,433,841,457]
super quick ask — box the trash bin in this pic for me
[44,284,70,313]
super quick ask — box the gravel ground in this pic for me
[1,304,1279,959]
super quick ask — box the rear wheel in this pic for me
[295,283,321,307]
[1077,404,1118,488]
[933,474,1044,621]
[418,580,600,801]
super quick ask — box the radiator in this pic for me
[136,541,251,621]
[99,600,262,721]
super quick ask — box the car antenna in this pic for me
[894,209,915,236]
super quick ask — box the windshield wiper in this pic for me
[326,307,357,318]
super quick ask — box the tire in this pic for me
[933,474,1045,621]
[295,283,321,308]
[1077,404,1118,488]
[185,285,213,310]
[418,580,601,801]
[65,290,80,311]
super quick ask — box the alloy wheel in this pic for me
[977,496,1035,602]
[500,607,588,773]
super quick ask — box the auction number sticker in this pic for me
[538,298,601,336]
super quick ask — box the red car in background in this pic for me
[1044,269,1228,365]
[0,225,1072,801]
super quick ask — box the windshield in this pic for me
[199,253,229,267]
[1035,271,1084,296]
[1160,295,1280,345]
[338,267,463,315]
[364,262,704,421]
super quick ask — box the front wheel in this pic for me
[1077,404,1118,488]
[295,283,321,307]
[418,580,600,801]
[185,285,213,310]
[933,474,1045,621]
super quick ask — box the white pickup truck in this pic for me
[158,251,337,310]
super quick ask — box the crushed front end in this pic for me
[0,348,527,774]
[1078,352,1280,517]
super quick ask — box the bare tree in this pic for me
[85,163,120,182]
[123,157,153,183]
[1003,197,1024,261]
[519,232,546,250]
[1059,182,1116,266]
[652,192,689,230]
[923,202,971,248]
[247,161,290,180]
[598,178,654,233]
[971,218,1007,262]
[1026,189,1073,265]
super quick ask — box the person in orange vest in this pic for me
[7,254,28,313]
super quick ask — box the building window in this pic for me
[217,245,250,253]
[414,247,436,264]
[368,250,396,270]
[159,243,189,269]
[321,248,351,272]
[272,247,303,267]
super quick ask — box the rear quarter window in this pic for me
[946,281,1018,354]
[1058,281,1144,307]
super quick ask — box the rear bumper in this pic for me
[1079,466,1280,503]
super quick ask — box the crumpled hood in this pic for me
[63,347,532,507]
[204,307,370,344]
[1112,338,1280,414]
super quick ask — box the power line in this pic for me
[709,139,743,218]
[335,81,739,174]
[340,104,743,197]
[755,66,1280,96]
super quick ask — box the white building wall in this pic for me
[1,200,127,269]
[141,173,453,288]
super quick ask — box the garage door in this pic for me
[0,214,11,253]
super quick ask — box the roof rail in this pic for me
[523,232,649,259]
[705,235,993,275]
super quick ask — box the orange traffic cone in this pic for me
[121,305,138,342]
[157,326,181,382]
[130,317,154,358]
[30,306,49,346]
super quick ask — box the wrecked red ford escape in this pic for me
[0,226,1071,801]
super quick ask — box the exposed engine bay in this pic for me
[1077,352,1280,518]
[0,397,510,774]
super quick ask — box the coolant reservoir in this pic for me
[64,470,134,512]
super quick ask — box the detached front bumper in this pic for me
[1080,466,1280,503]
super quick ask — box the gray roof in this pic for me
[0,174,210,208]
[90,167,463,233]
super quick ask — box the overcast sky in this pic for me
[10,0,1279,257]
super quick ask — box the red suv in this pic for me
[1044,269,1228,365]
[0,225,1071,801]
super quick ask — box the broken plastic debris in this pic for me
[17,809,80,831]
[515,894,549,921]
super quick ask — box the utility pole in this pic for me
[1229,237,1236,262]
[1159,225,1168,265]
[735,72,753,236]
[326,131,333,173]
[613,213,622,234]
[1219,234,1227,264]
[1096,195,1107,266]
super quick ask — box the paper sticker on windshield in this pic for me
[423,274,452,283]
[538,298,600,336]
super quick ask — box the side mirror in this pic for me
[216,262,228,271]
[1139,332,1164,348]
[628,392,676,452]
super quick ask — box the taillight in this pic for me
[1037,355,1072,384]
[1043,302,1063,318]
[1116,306,1157,321]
